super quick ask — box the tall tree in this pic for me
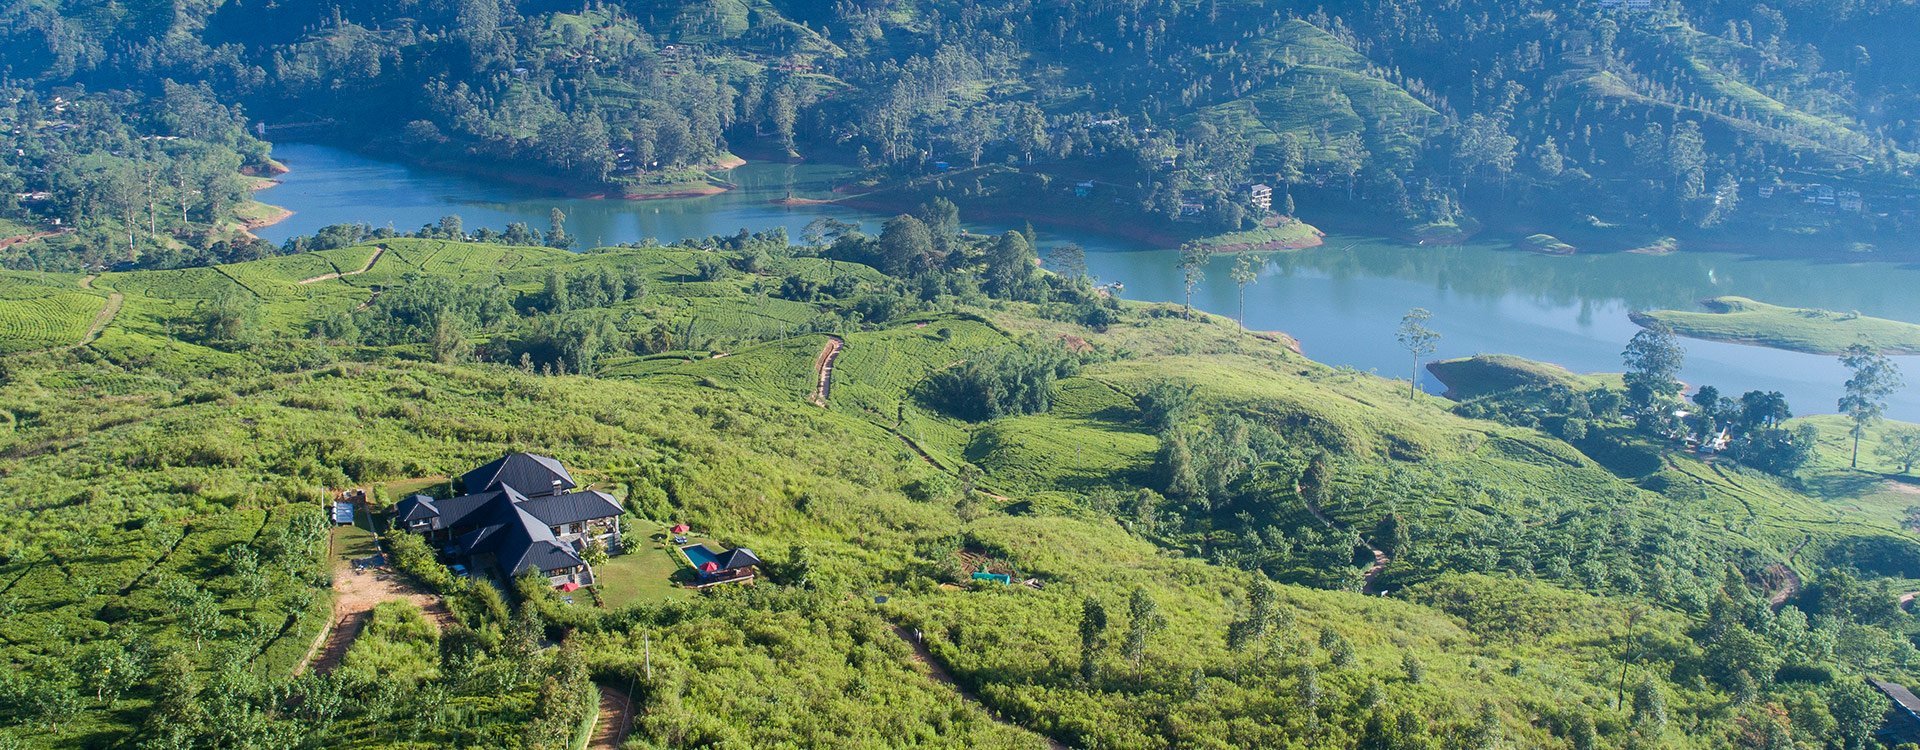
[1048,243,1088,282]
[1623,324,1686,430]
[984,231,1036,299]
[878,215,935,277]
[1122,587,1165,673]
[1230,254,1258,327]
[1877,428,1920,474]
[1177,243,1208,321]
[1079,597,1108,683]
[1395,308,1439,399]
[1838,344,1904,468]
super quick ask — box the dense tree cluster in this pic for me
[14,0,1920,273]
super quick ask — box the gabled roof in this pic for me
[448,494,585,576]
[460,453,576,496]
[395,495,440,523]
[519,490,622,527]
[495,504,584,576]
[414,490,505,532]
[715,547,761,571]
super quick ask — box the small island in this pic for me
[1426,353,1618,400]
[1631,296,1920,355]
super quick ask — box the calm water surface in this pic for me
[258,143,1920,420]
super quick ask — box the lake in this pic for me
[256,142,1920,420]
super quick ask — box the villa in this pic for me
[394,453,623,587]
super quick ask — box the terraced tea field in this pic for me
[0,272,109,353]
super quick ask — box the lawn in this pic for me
[1633,295,1920,355]
[597,520,695,607]
[331,515,382,571]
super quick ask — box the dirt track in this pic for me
[588,684,634,749]
[810,336,844,407]
[298,244,387,284]
[888,623,1066,750]
[298,558,451,675]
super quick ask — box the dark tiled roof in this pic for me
[460,453,576,496]
[395,495,440,523]
[449,495,583,576]
[519,490,622,527]
[405,453,607,578]
[426,491,504,531]
[1874,678,1920,719]
[717,547,761,571]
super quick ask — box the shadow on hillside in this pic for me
[1801,471,1893,500]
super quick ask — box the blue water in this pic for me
[255,143,1920,421]
[682,544,721,569]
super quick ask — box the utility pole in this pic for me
[645,633,652,680]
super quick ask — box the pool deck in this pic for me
[678,543,756,588]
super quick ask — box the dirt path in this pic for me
[297,557,451,676]
[0,228,72,250]
[888,624,1067,750]
[1297,489,1390,594]
[587,684,634,750]
[19,275,124,355]
[809,336,844,407]
[299,244,387,284]
[73,290,124,349]
[1766,538,1808,610]
[1902,591,1920,610]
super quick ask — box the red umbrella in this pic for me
[558,582,581,592]
[671,524,691,534]
[701,561,719,572]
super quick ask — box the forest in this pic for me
[11,0,1920,272]
[1,197,1919,747]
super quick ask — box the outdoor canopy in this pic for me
[672,524,691,533]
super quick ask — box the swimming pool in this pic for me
[682,544,722,570]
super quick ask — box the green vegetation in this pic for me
[1,229,1918,748]
[1636,296,1920,355]
[1519,233,1576,255]
[16,0,1920,274]
[1427,354,1618,400]
[1190,220,1325,253]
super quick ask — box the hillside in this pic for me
[14,0,1920,273]
[0,235,1915,747]
[1634,296,1920,355]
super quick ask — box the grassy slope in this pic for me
[1426,353,1619,400]
[1634,295,1920,355]
[1,243,1915,746]
[1194,20,1439,166]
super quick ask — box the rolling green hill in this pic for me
[0,241,1915,747]
[1633,296,1920,355]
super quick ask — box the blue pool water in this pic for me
[682,544,721,569]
